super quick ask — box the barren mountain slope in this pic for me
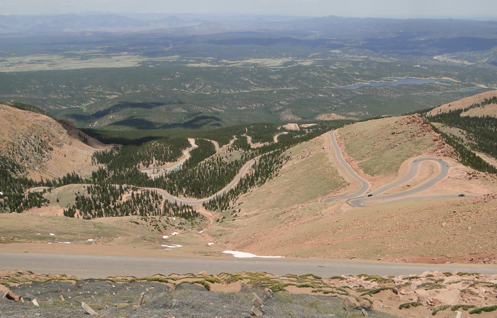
[0,104,108,180]
[427,90,497,117]
[205,115,497,263]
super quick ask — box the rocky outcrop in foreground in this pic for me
[1,270,496,317]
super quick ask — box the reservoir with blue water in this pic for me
[334,77,454,89]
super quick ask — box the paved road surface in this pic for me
[323,131,468,207]
[322,131,369,202]
[1,253,496,279]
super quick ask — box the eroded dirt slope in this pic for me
[0,104,109,180]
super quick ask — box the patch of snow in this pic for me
[208,243,214,246]
[198,230,204,234]
[59,242,71,244]
[87,239,95,242]
[172,232,179,236]
[222,251,284,259]
[49,233,56,236]
[162,244,182,250]
[162,236,169,239]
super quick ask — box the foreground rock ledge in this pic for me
[1,270,496,317]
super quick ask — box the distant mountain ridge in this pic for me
[0,14,223,33]
[2,13,497,38]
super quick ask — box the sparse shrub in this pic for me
[451,304,476,311]
[299,274,322,280]
[457,272,480,276]
[432,305,451,315]
[296,283,314,288]
[204,277,221,284]
[405,276,420,280]
[418,282,444,290]
[360,287,398,296]
[469,305,497,314]
[399,302,422,309]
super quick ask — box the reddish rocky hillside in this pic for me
[0,104,109,181]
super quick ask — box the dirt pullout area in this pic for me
[2,270,497,318]
[427,90,497,117]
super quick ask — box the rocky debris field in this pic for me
[0,277,393,318]
[1,270,497,317]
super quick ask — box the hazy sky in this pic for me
[1,0,497,20]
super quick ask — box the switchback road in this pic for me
[323,131,468,207]
[146,152,269,206]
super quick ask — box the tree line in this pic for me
[427,97,497,174]
[92,137,190,171]
[430,124,497,174]
[0,157,48,213]
[63,184,200,220]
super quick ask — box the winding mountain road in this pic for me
[145,152,269,206]
[323,131,469,207]
[140,138,198,179]
[322,130,370,202]
[30,144,268,206]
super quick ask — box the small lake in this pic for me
[334,78,454,90]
